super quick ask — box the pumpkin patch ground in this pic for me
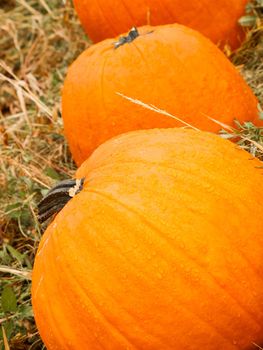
[1,1,263,349]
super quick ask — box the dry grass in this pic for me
[0,1,89,348]
[0,0,262,349]
[232,0,263,102]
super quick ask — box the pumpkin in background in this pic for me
[62,24,260,166]
[73,0,248,48]
[32,128,263,350]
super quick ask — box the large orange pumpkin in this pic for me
[73,0,248,48]
[62,24,260,166]
[32,128,263,350]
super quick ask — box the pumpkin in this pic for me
[62,24,260,166]
[32,128,263,350]
[73,0,248,48]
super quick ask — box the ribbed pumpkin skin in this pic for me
[32,128,263,350]
[62,24,260,166]
[73,0,248,48]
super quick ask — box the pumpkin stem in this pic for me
[37,178,85,224]
[114,27,139,49]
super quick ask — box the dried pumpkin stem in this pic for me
[38,178,85,224]
[114,27,139,49]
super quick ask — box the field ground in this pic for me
[0,1,263,349]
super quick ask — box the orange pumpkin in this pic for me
[62,24,260,166]
[32,128,263,350]
[73,0,248,48]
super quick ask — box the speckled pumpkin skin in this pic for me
[32,128,263,350]
[73,0,248,48]
[62,24,260,166]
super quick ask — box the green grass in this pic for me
[0,1,263,349]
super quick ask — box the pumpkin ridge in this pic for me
[43,238,105,349]
[131,40,158,100]
[142,0,177,25]
[80,156,224,180]
[34,250,72,349]
[34,223,139,349]
[100,53,111,131]
[54,214,237,349]
[132,39,152,70]
[83,159,260,213]
[95,0,120,40]
[54,245,158,348]
[51,235,140,350]
[151,1,175,23]
[49,220,160,348]
[120,30,195,123]
[118,0,140,29]
[85,188,262,331]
